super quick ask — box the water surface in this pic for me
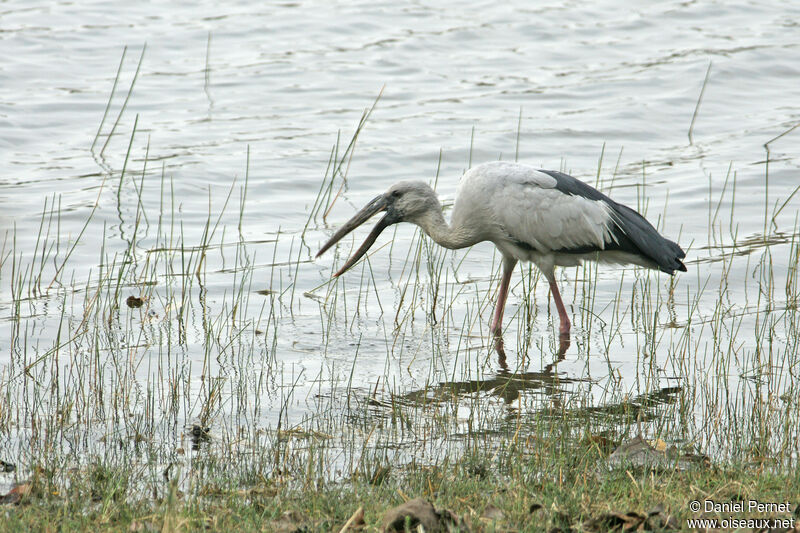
[1,0,799,485]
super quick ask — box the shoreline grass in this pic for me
[1,434,798,531]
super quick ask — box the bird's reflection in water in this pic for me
[402,340,578,408]
[493,331,569,370]
[400,337,682,427]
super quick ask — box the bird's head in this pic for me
[316,180,438,276]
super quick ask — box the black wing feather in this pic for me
[538,169,687,274]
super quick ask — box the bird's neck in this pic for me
[413,207,478,250]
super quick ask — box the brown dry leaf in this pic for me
[583,511,645,532]
[649,438,668,452]
[382,498,442,532]
[0,483,31,505]
[381,497,466,533]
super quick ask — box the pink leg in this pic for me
[491,259,517,336]
[548,279,571,336]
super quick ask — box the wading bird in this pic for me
[317,161,686,356]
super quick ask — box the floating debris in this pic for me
[188,425,211,449]
[125,295,144,308]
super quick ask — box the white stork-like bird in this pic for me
[317,161,686,345]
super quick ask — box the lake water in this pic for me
[1,0,799,483]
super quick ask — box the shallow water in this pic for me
[1,0,799,484]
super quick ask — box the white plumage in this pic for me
[455,163,617,261]
[317,161,686,354]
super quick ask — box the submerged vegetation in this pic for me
[2,67,800,530]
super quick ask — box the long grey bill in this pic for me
[316,194,393,277]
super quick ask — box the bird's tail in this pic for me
[612,203,687,275]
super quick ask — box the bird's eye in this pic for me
[391,190,402,198]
